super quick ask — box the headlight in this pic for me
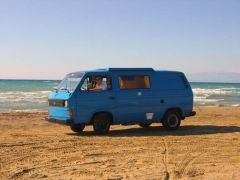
[64,101,68,107]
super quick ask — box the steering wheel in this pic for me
[81,87,88,91]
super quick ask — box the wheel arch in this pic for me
[163,107,184,120]
[90,111,113,125]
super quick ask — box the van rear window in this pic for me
[180,74,189,88]
[118,76,150,89]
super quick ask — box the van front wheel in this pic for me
[70,124,85,133]
[162,110,181,130]
[93,113,111,134]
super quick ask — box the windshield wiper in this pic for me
[60,87,70,93]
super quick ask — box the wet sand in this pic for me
[0,107,240,179]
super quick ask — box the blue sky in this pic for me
[0,0,240,81]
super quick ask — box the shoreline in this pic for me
[0,109,48,113]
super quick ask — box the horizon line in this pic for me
[0,78,240,84]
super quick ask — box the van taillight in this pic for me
[68,111,73,116]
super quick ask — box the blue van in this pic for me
[47,68,195,134]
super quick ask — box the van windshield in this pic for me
[57,72,83,92]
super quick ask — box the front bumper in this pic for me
[45,117,72,125]
[188,111,196,117]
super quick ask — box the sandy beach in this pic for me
[0,106,240,179]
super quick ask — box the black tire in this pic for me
[93,113,111,134]
[70,124,85,133]
[139,122,152,128]
[162,110,181,130]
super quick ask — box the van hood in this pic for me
[48,91,71,100]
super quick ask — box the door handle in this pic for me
[160,99,164,104]
[109,96,116,100]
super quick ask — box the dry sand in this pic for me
[0,107,240,180]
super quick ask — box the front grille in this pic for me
[49,99,65,107]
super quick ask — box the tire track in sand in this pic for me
[162,139,170,180]
[174,152,205,178]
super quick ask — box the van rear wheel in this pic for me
[162,110,181,130]
[70,124,85,133]
[93,113,111,134]
[139,122,152,128]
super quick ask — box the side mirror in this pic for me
[53,87,58,92]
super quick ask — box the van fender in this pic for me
[162,108,184,120]
[90,109,114,125]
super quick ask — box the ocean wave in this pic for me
[231,104,240,107]
[193,87,240,105]
[0,91,51,103]
[192,88,240,95]
[0,109,48,113]
[192,88,240,100]
[194,96,224,101]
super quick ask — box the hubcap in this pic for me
[99,120,108,130]
[167,114,178,127]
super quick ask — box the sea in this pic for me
[0,79,240,112]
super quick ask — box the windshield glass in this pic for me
[57,72,83,92]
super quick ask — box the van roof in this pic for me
[108,68,154,72]
[70,68,183,74]
[71,68,154,74]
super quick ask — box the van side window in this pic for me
[118,76,150,89]
[81,76,112,92]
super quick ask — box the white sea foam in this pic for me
[194,97,224,102]
[192,87,240,105]
[192,88,240,95]
[0,91,51,103]
[0,109,48,113]
[231,104,240,107]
